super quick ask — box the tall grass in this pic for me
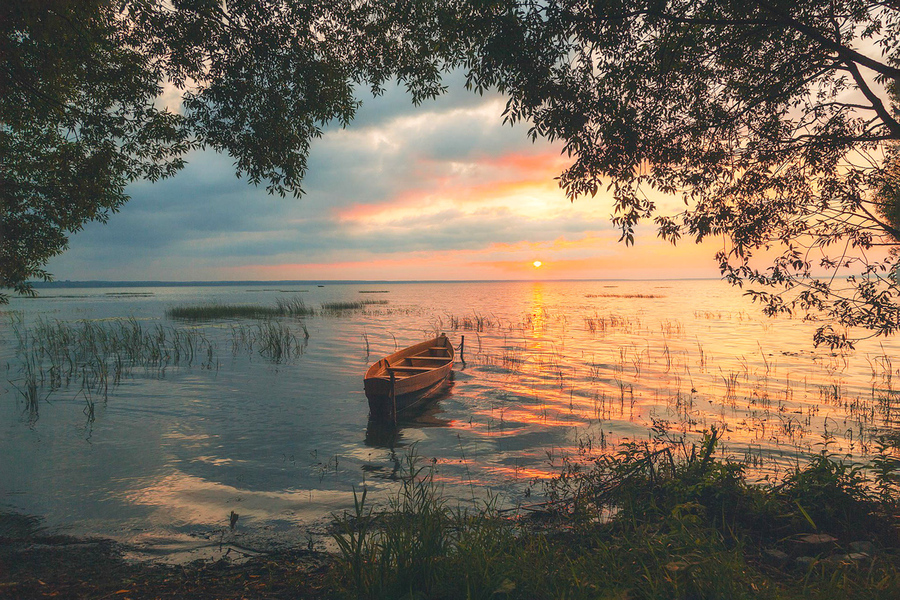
[167,296,314,320]
[334,451,458,597]
[585,292,665,298]
[8,318,219,408]
[444,312,501,331]
[167,297,386,319]
[230,320,307,362]
[320,300,388,312]
[7,315,315,416]
[584,313,638,333]
[332,431,900,600]
[275,296,314,315]
[167,303,285,320]
[333,450,509,599]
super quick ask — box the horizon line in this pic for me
[28,277,723,288]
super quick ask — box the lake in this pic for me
[2,280,898,560]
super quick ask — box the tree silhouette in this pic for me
[459,0,900,347]
[0,0,448,300]
[5,0,900,346]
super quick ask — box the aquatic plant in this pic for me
[320,300,388,312]
[229,320,307,362]
[445,312,501,332]
[583,313,637,334]
[332,451,469,598]
[275,296,316,316]
[167,303,283,320]
[167,296,313,320]
[7,314,316,413]
[9,352,41,420]
[585,292,665,298]
[333,432,900,600]
[8,318,219,407]
[252,320,304,362]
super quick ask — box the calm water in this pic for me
[2,280,898,559]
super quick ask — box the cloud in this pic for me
[46,73,711,282]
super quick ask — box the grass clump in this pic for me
[585,293,665,298]
[168,297,388,320]
[167,303,282,320]
[584,313,636,333]
[230,320,308,363]
[320,300,388,312]
[443,312,500,331]
[332,431,900,600]
[333,452,514,600]
[167,296,313,320]
[275,296,315,315]
[8,318,218,418]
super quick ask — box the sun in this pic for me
[532,260,543,268]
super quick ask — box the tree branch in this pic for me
[844,58,900,139]
[755,0,900,80]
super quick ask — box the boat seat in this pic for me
[386,366,434,372]
[375,375,410,380]
[428,347,449,351]
[409,356,450,361]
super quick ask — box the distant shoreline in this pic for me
[27,278,718,289]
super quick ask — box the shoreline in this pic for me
[4,438,900,600]
[0,515,334,599]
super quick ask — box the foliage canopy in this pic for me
[457,0,900,347]
[0,0,448,300]
[5,1,900,346]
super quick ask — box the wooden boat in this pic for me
[364,334,454,419]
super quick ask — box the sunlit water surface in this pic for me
[2,280,898,559]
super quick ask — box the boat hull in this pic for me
[364,335,454,419]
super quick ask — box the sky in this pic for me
[46,73,724,282]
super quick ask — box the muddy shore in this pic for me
[0,513,333,599]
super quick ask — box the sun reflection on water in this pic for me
[1,280,899,554]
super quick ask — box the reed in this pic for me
[167,296,314,320]
[332,450,472,598]
[167,303,284,320]
[320,300,388,312]
[445,312,500,331]
[10,354,41,418]
[585,292,665,298]
[229,320,306,362]
[333,433,900,600]
[79,388,95,424]
[659,318,684,337]
[275,296,316,316]
[722,369,740,404]
[9,318,219,405]
[583,313,636,333]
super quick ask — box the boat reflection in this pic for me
[364,378,455,449]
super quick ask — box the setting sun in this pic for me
[532,260,543,268]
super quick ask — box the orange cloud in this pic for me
[478,152,573,177]
[334,150,583,225]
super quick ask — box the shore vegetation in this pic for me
[329,432,900,600]
[2,430,899,599]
